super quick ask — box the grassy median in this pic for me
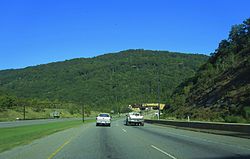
[0,119,94,153]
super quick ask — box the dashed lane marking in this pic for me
[151,124,250,151]
[122,128,127,133]
[151,145,177,159]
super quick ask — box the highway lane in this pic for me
[1,119,250,159]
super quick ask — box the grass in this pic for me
[0,107,84,121]
[0,119,95,153]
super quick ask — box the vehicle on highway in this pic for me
[50,111,60,118]
[126,112,144,126]
[96,113,111,126]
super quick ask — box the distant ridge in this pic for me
[0,49,208,111]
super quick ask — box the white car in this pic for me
[96,113,111,126]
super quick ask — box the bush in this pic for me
[243,107,250,119]
[224,116,247,123]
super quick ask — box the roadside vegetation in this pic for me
[167,18,250,123]
[0,95,94,121]
[0,107,84,122]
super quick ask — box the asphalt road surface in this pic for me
[1,119,250,159]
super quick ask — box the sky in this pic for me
[0,0,249,70]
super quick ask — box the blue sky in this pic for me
[0,0,249,70]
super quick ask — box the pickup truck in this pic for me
[125,112,144,126]
[96,113,111,126]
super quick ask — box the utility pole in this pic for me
[157,86,160,120]
[23,104,26,120]
[82,105,85,123]
[157,64,160,120]
[116,96,120,117]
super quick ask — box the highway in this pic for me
[1,119,250,159]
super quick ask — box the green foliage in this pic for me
[0,95,17,111]
[224,116,247,123]
[243,106,250,119]
[0,50,207,112]
[170,18,250,122]
[0,94,87,120]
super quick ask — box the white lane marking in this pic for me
[151,145,177,159]
[152,124,250,151]
[122,128,127,133]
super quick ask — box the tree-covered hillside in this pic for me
[168,19,250,122]
[0,49,207,112]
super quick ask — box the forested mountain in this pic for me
[0,49,207,111]
[168,19,250,122]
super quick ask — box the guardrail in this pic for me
[145,119,250,134]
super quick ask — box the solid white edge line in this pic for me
[151,145,177,159]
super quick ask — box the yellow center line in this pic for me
[48,125,89,159]
[47,139,72,159]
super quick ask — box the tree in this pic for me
[0,95,17,111]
